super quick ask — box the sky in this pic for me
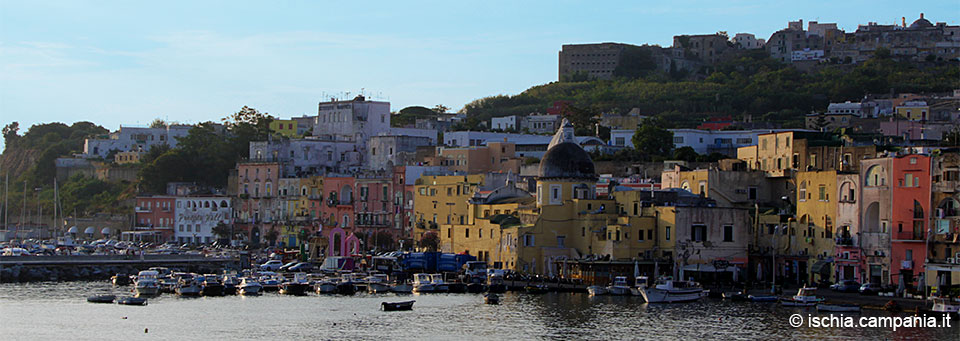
[1,0,958,152]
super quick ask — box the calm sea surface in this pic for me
[0,281,955,340]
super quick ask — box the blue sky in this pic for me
[1,1,957,151]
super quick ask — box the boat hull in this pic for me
[136,286,159,296]
[368,283,392,294]
[280,283,310,295]
[316,283,337,294]
[176,285,202,296]
[87,295,116,303]
[639,288,704,303]
[117,296,148,306]
[381,300,415,311]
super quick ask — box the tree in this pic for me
[373,231,396,251]
[265,229,279,247]
[149,118,167,129]
[632,117,674,157]
[212,223,232,243]
[432,104,450,114]
[672,146,699,162]
[419,231,439,252]
[3,122,19,147]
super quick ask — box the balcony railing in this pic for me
[835,237,854,246]
[894,231,925,241]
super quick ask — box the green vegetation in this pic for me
[462,51,960,129]
[391,105,448,127]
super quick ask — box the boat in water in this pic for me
[723,291,749,301]
[748,294,779,302]
[917,297,960,317]
[484,293,500,305]
[780,287,822,307]
[87,294,116,303]
[260,273,281,292]
[239,277,262,295]
[280,273,310,295]
[176,275,202,296]
[134,270,160,296]
[430,274,449,293]
[381,300,415,311]
[117,296,148,306]
[391,281,413,294]
[606,276,633,296]
[222,275,240,295]
[365,274,392,294]
[638,279,705,303]
[111,274,131,286]
[336,274,358,295]
[466,282,486,293]
[315,278,338,294]
[817,303,861,312]
[199,275,225,296]
[587,285,608,296]
[413,273,437,293]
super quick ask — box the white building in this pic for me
[443,131,605,158]
[174,196,231,244]
[522,113,561,134]
[249,138,363,176]
[611,128,813,156]
[367,135,434,171]
[313,95,392,148]
[83,125,193,158]
[792,48,825,61]
[491,115,518,131]
[732,33,765,49]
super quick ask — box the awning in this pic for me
[811,260,832,274]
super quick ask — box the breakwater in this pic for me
[0,254,242,282]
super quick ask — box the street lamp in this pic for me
[771,225,780,294]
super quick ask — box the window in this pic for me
[723,225,733,242]
[904,173,914,187]
[665,226,671,241]
[647,230,653,240]
[557,236,565,248]
[465,228,470,238]
[748,187,757,200]
[798,181,807,201]
[818,185,827,201]
[692,225,706,242]
[639,229,645,241]
[698,181,706,195]
[674,136,684,144]
[523,234,535,247]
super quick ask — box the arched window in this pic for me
[839,181,855,202]
[204,201,210,208]
[914,200,924,219]
[680,181,690,191]
[865,165,885,187]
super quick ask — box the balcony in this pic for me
[894,230,926,241]
[135,207,150,213]
[933,180,958,193]
[835,237,854,246]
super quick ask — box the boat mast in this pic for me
[54,177,59,238]
[20,180,26,240]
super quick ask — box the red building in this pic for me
[890,154,931,287]
[133,196,176,242]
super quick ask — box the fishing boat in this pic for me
[365,274,392,294]
[336,274,358,295]
[587,285,608,296]
[638,279,705,303]
[381,300,415,311]
[817,303,861,312]
[430,274,449,293]
[239,277,262,295]
[280,273,310,295]
[117,296,148,306]
[87,294,116,303]
[780,287,822,307]
[175,276,202,296]
[917,297,960,317]
[484,293,500,305]
[748,295,779,302]
[606,276,633,296]
[413,273,437,293]
[134,270,160,296]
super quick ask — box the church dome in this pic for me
[538,142,597,180]
[909,13,933,29]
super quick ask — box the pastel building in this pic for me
[889,154,931,288]
[174,196,232,244]
[83,125,193,158]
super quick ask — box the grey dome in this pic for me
[910,14,932,29]
[538,142,597,180]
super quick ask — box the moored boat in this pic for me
[111,274,131,286]
[260,274,281,292]
[239,278,262,295]
[176,275,202,296]
[135,270,160,297]
[413,273,437,293]
[723,291,749,301]
[484,293,500,305]
[117,296,148,306]
[280,273,310,295]
[638,278,705,303]
[87,294,116,303]
[336,274,358,295]
[381,300,415,311]
[199,275,225,296]
[917,297,960,317]
[587,285,608,296]
[316,279,338,294]
[779,287,822,307]
[222,275,240,295]
[606,276,632,296]
[466,282,486,293]
[365,274,392,294]
[430,274,449,293]
[391,281,413,294]
[748,295,779,302]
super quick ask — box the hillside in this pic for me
[460,50,960,129]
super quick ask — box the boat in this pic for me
[606,276,632,296]
[447,282,467,293]
[336,274,358,295]
[111,274,131,286]
[199,275,225,296]
[260,274,281,292]
[134,270,160,296]
[638,279,705,303]
[239,278,262,295]
[466,282,486,293]
[222,275,240,295]
[175,276,202,296]
[87,294,116,303]
[723,291,749,301]
[391,281,413,294]
[487,272,507,293]
[381,300,415,311]
[748,295,779,302]
[817,303,861,312]
[780,287,822,307]
[587,285,608,296]
[365,274,393,294]
[413,273,437,293]
[280,273,310,295]
[484,293,500,305]
[117,296,148,306]
[315,279,338,294]
[917,297,960,317]
[430,274,449,293]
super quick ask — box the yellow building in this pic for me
[895,101,929,121]
[269,119,300,138]
[737,131,875,176]
[796,170,839,283]
[299,176,323,219]
[412,173,487,242]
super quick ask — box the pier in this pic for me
[0,254,242,282]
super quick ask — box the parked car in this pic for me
[859,283,882,295]
[288,262,314,272]
[278,261,300,272]
[833,280,861,293]
[260,260,284,271]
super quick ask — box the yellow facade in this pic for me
[269,119,300,138]
[413,174,486,241]
[896,105,929,121]
[299,176,323,219]
[796,170,839,282]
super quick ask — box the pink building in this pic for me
[133,196,176,242]
[321,177,356,255]
[890,154,931,288]
[236,161,281,245]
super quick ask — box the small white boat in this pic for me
[391,281,413,294]
[919,297,960,317]
[817,303,861,312]
[780,287,822,307]
[638,278,705,303]
[176,276,202,296]
[430,274,449,293]
[366,274,392,294]
[606,276,633,296]
[239,278,262,295]
[587,285,608,296]
[135,270,160,296]
[412,273,436,293]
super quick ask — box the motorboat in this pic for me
[748,295,778,302]
[391,281,413,294]
[484,293,500,305]
[199,275,225,296]
[134,270,160,296]
[260,273,281,292]
[381,300,415,311]
[222,275,240,295]
[606,276,633,296]
[817,303,861,312]
[635,276,650,288]
[918,297,960,317]
[638,279,705,303]
[280,273,310,295]
[430,274,449,293]
[723,291,749,301]
[780,287,822,307]
[366,274,392,294]
[87,294,116,303]
[315,278,338,294]
[413,273,436,293]
[111,274,131,286]
[239,278,262,295]
[175,274,201,296]
[587,285,608,296]
[336,274,358,295]
[117,296,148,306]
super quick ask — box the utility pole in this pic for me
[20,181,26,240]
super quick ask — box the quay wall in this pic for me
[0,255,242,283]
